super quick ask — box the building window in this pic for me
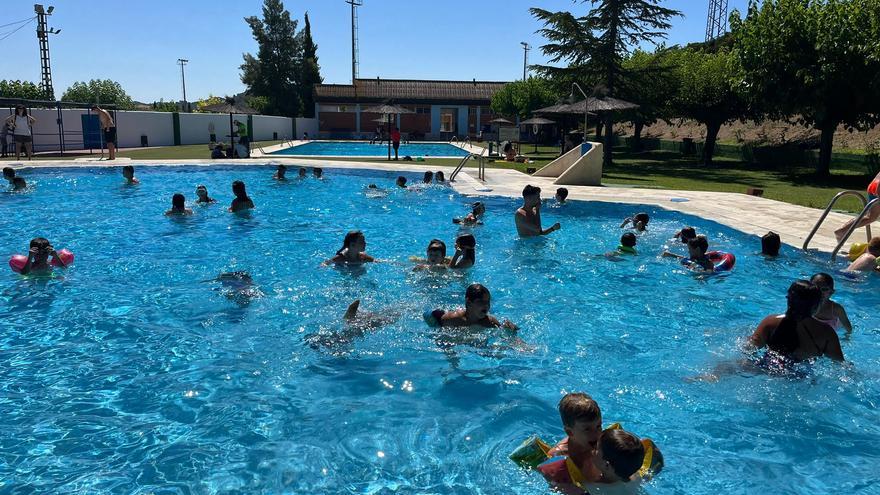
[440,113,455,132]
[415,106,431,114]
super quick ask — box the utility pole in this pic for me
[345,0,363,84]
[177,59,189,111]
[34,4,60,100]
[520,42,531,81]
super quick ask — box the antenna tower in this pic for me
[35,4,60,100]
[705,0,729,42]
[345,0,363,84]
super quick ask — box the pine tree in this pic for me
[532,1,680,167]
[298,12,323,118]
[241,0,302,117]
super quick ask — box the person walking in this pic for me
[5,105,36,160]
[91,105,117,160]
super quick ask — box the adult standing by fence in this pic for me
[5,105,36,160]
[92,105,117,160]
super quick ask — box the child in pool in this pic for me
[673,226,696,244]
[663,235,714,271]
[761,231,781,256]
[3,167,18,186]
[811,273,853,336]
[122,165,139,184]
[538,393,604,493]
[326,230,375,264]
[453,202,485,225]
[11,177,27,191]
[165,193,193,216]
[435,171,445,183]
[845,237,880,273]
[606,232,638,260]
[449,234,476,269]
[555,187,569,204]
[413,239,448,271]
[620,212,649,231]
[423,171,434,183]
[396,176,408,188]
[229,180,255,212]
[298,167,308,179]
[273,164,287,180]
[195,185,216,204]
[18,237,68,275]
[313,167,323,179]
[426,283,518,330]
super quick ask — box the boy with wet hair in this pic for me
[536,393,603,494]
[621,212,650,231]
[591,429,647,483]
[122,165,139,184]
[761,231,781,256]
[516,184,561,237]
[425,283,518,330]
[674,226,697,244]
[555,187,569,204]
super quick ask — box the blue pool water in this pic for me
[1,165,879,494]
[271,141,469,157]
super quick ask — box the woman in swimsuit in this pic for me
[810,273,853,337]
[748,280,844,362]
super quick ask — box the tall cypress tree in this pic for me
[298,12,323,118]
[241,0,302,117]
[532,1,680,167]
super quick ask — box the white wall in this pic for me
[253,115,294,141]
[115,111,174,148]
[4,107,293,152]
[294,117,319,139]
[179,113,231,145]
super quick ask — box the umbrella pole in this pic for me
[229,113,234,158]
[387,119,391,161]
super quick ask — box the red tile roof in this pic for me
[314,78,508,104]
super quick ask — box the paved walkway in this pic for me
[5,157,865,254]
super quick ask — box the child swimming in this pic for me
[195,185,216,204]
[229,180,255,212]
[298,167,308,179]
[810,273,853,336]
[423,171,434,183]
[413,239,448,271]
[449,234,476,269]
[313,167,323,179]
[326,230,375,264]
[16,237,69,275]
[165,193,193,216]
[396,176,408,188]
[761,231,781,256]
[425,283,518,330]
[605,232,638,260]
[122,165,139,184]
[620,212,650,231]
[435,171,445,183]
[663,235,714,271]
[555,187,569,204]
[538,393,604,492]
[273,164,287,180]
[453,202,485,225]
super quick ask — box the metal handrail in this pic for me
[449,148,487,182]
[803,190,871,253]
[830,197,880,261]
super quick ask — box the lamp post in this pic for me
[177,58,189,112]
[520,42,530,81]
[571,82,588,144]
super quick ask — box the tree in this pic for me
[0,80,44,100]
[490,78,557,119]
[151,99,179,112]
[665,47,748,166]
[732,0,880,177]
[531,1,681,167]
[61,79,134,109]
[618,49,677,150]
[298,12,322,118]
[194,95,227,112]
[241,0,302,117]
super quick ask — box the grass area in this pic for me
[3,141,871,212]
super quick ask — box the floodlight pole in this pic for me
[177,59,189,112]
[520,42,530,80]
[571,82,588,144]
[35,4,59,100]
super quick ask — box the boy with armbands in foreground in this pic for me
[510,392,663,495]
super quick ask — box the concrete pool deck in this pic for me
[6,156,866,256]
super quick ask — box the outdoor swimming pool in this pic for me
[1,165,878,494]
[270,141,470,157]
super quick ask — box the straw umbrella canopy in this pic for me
[520,117,556,153]
[362,103,414,160]
[489,117,515,125]
[201,101,260,155]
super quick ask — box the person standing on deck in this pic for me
[92,105,117,160]
[391,127,401,161]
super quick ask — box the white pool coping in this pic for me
[4,157,862,256]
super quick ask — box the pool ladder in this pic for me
[803,190,876,260]
[450,148,487,182]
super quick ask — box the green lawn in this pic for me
[4,142,871,212]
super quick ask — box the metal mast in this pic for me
[520,42,531,80]
[177,59,189,111]
[345,0,363,84]
[705,0,729,42]
[35,4,60,100]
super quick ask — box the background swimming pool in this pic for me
[1,165,878,494]
[271,141,469,157]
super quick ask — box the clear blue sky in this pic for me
[1,0,750,103]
